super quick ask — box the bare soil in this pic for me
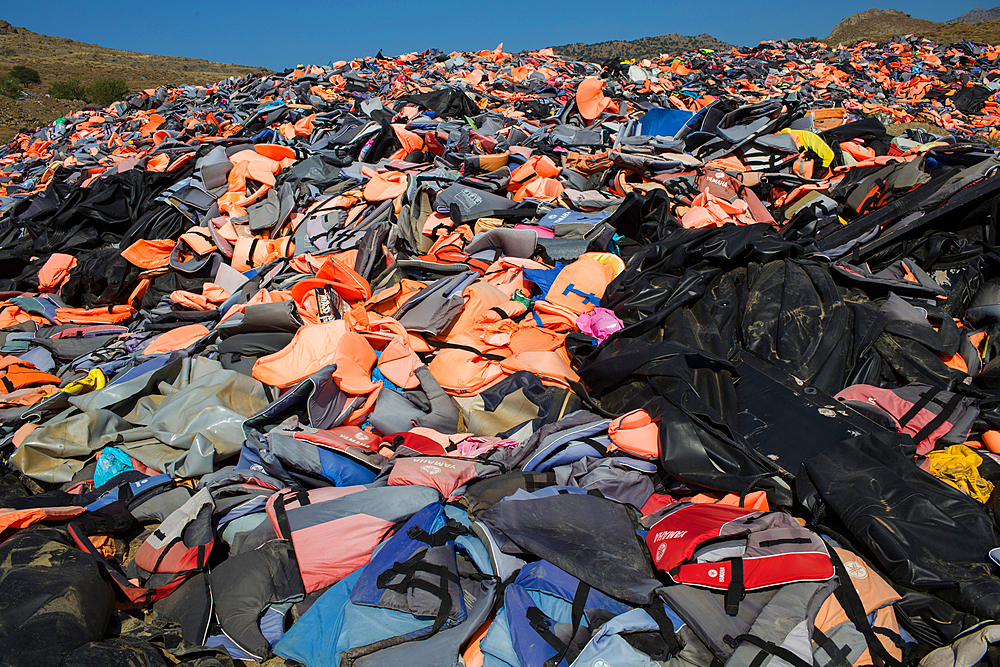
[824,8,1000,46]
[0,19,270,142]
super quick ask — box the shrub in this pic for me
[8,65,40,85]
[0,75,21,99]
[87,77,129,106]
[974,132,1000,149]
[48,77,87,100]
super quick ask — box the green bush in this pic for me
[86,77,129,106]
[0,75,21,99]
[974,132,1000,149]
[48,77,87,100]
[8,65,40,85]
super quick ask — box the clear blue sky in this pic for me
[2,1,988,71]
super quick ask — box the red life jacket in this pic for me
[646,502,835,615]
[69,488,214,607]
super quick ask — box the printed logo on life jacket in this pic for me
[315,286,344,323]
[455,190,482,208]
[707,565,726,582]
[705,171,731,190]
[420,465,442,475]
[413,458,457,470]
[333,431,376,448]
[652,529,688,543]
[655,543,666,561]
[593,660,612,667]
[550,210,572,225]
[844,560,868,579]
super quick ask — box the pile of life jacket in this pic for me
[5,34,1000,667]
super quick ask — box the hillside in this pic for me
[951,6,1000,23]
[824,8,939,44]
[925,18,1000,43]
[552,33,733,63]
[824,8,1000,45]
[549,6,1000,65]
[0,19,269,141]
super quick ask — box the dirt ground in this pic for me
[0,19,269,142]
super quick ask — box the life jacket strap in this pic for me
[562,283,601,306]
[828,547,904,667]
[812,626,854,667]
[725,557,745,616]
[406,519,469,547]
[646,600,682,656]
[728,632,815,667]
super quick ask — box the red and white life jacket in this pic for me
[646,502,835,615]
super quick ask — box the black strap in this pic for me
[429,221,455,237]
[416,578,454,636]
[646,602,681,656]
[497,569,520,597]
[310,227,336,242]
[69,512,124,536]
[377,557,460,593]
[0,375,15,393]
[911,392,965,445]
[897,389,939,428]
[812,626,854,667]
[855,310,889,359]
[542,580,591,667]
[421,337,505,361]
[246,238,260,266]
[272,494,294,541]
[150,535,182,574]
[873,626,907,650]
[576,436,610,457]
[527,606,569,656]
[68,521,154,602]
[525,471,558,492]
[739,472,779,508]
[195,544,208,570]
[732,633,815,667]
[758,537,812,548]
[118,482,135,503]
[428,242,465,258]
[376,554,459,636]
[828,548,903,667]
[406,520,469,546]
[725,557,744,616]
